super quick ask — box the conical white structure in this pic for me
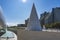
[26,4,42,31]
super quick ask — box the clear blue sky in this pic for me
[0,0,60,26]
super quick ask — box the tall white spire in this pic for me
[26,3,42,31]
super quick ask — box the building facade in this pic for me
[40,7,60,27]
[40,12,49,27]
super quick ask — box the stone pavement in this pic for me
[17,30,60,40]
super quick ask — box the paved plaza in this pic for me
[17,30,60,40]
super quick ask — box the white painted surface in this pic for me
[26,4,42,31]
[42,29,60,32]
[0,31,17,40]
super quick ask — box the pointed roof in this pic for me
[30,3,38,21]
[26,3,42,31]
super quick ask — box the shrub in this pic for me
[45,22,60,29]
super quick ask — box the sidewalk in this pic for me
[17,29,60,40]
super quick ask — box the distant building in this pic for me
[40,12,49,27]
[44,12,52,24]
[25,18,29,27]
[40,7,60,26]
[17,24,26,27]
[17,18,29,27]
[52,7,60,22]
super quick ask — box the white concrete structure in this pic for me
[0,6,6,29]
[0,30,17,40]
[0,6,17,40]
[26,4,42,31]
